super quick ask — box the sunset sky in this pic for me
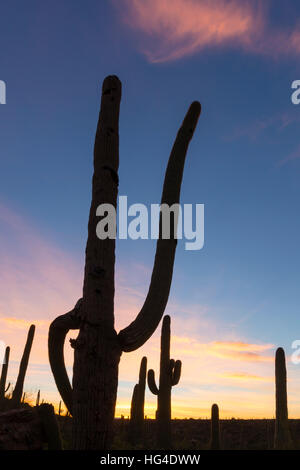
[1,0,300,419]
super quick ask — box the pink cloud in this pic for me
[228,112,300,142]
[114,0,300,62]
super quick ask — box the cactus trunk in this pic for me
[129,356,147,445]
[274,347,293,449]
[36,389,40,407]
[11,325,35,408]
[210,403,221,450]
[0,346,10,408]
[157,316,172,446]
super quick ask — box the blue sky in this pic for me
[1,0,300,417]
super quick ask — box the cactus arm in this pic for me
[171,360,182,386]
[147,369,159,395]
[118,102,201,352]
[11,324,35,407]
[274,347,293,449]
[5,382,10,394]
[139,356,147,386]
[48,300,82,414]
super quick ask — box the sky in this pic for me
[1,0,300,419]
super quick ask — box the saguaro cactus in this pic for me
[36,389,40,407]
[147,315,182,449]
[0,346,10,406]
[210,403,221,450]
[274,347,293,449]
[11,324,35,408]
[129,356,147,445]
[48,75,200,450]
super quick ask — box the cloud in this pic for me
[114,0,300,62]
[228,112,300,142]
[220,372,272,382]
[277,143,300,167]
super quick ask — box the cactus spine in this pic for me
[129,356,147,445]
[147,315,182,449]
[11,324,35,408]
[0,346,10,408]
[210,403,221,450]
[274,347,293,449]
[48,76,200,449]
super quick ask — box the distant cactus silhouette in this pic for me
[36,389,40,407]
[147,315,182,449]
[274,347,293,449]
[11,325,35,408]
[210,403,221,450]
[0,346,10,408]
[129,356,147,445]
[48,76,201,449]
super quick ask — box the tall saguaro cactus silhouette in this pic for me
[48,75,200,450]
[147,315,182,449]
[210,403,221,450]
[129,356,147,445]
[11,324,35,408]
[274,347,293,449]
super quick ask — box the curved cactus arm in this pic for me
[118,102,201,352]
[48,300,82,414]
[147,369,159,395]
[5,382,10,394]
[171,360,182,386]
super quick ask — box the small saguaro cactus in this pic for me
[11,324,35,409]
[274,347,293,449]
[48,76,201,449]
[147,315,182,449]
[36,390,40,407]
[210,403,221,450]
[0,346,10,407]
[129,356,147,445]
